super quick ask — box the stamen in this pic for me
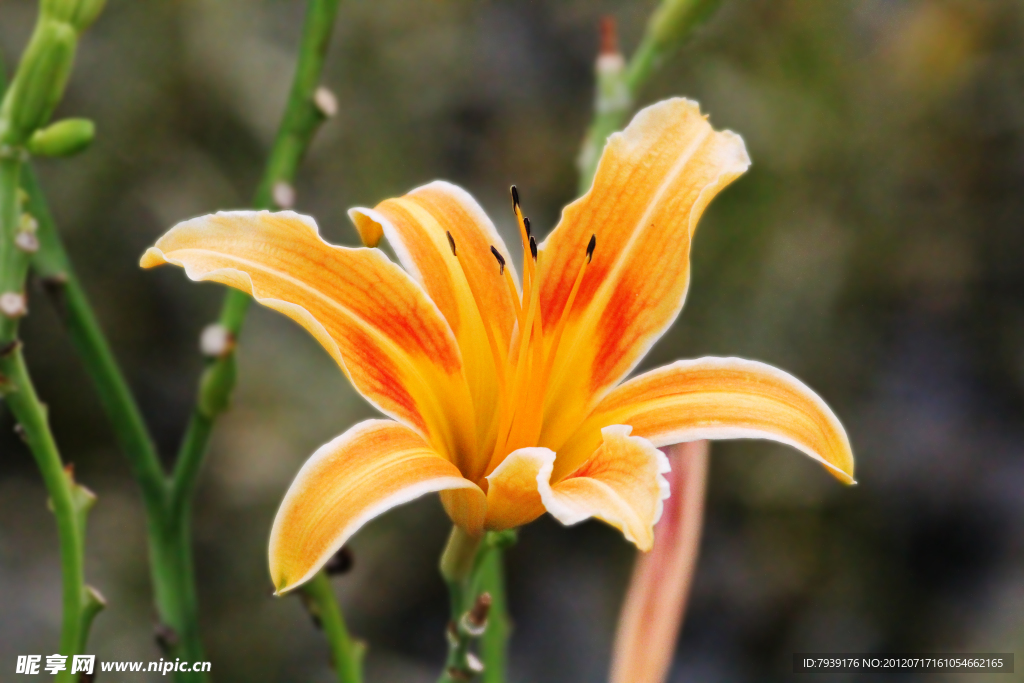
[511,185,534,296]
[523,216,532,239]
[447,231,457,256]
[492,255,542,466]
[491,244,524,325]
[489,245,505,274]
[529,235,537,261]
[538,235,594,397]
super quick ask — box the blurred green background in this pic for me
[2,0,1023,680]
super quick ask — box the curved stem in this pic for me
[0,345,86,683]
[26,166,168,513]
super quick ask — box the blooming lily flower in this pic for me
[141,99,854,594]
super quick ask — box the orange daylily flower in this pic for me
[141,98,854,594]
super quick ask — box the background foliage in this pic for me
[2,0,1023,680]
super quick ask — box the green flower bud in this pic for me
[27,118,94,156]
[0,20,78,143]
[42,0,107,32]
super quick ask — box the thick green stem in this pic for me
[476,548,509,683]
[438,530,515,683]
[300,572,364,683]
[149,514,206,677]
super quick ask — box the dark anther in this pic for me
[325,546,354,576]
[529,235,537,261]
[447,231,457,256]
[154,623,179,654]
[523,216,532,239]
[490,246,506,275]
[587,234,597,263]
[467,592,492,629]
[510,185,520,210]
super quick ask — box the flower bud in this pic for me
[41,0,107,32]
[1,20,78,142]
[27,118,94,156]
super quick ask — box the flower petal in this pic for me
[610,441,709,683]
[349,183,520,477]
[537,99,750,452]
[141,211,478,467]
[483,447,555,531]
[557,357,855,484]
[541,425,670,551]
[269,419,485,594]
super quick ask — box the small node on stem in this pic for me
[446,667,473,681]
[16,213,40,252]
[14,423,28,443]
[600,15,619,55]
[199,323,235,358]
[272,181,296,209]
[153,623,179,654]
[15,231,39,253]
[597,16,626,75]
[324,546,354,576]
[314,86,338,118]
[0,340,19,358]
[459,591,491,637]
[466,652,485,675]
[0,292,28,319]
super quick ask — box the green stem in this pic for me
[439,530,515,683]
[576,0,725,194]
[476,548,509,683]
[300,572,364,683]
[0,345,85,683]
[26,166,168,513]
[171,0,342,504]
[0,5,106,678]
[23,0,345,677]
